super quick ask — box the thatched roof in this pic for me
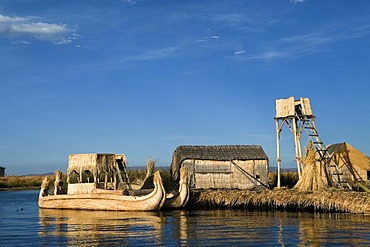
[67,153,119,177]
[327,142,370,171]
[170,145,268,182]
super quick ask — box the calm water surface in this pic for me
[1,190,370,246]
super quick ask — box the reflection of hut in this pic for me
[327,142,370,182]
[170,145,269,190]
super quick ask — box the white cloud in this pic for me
[0,14,77,45]
[290,0,305,3]
[208,13,245,23]
[247,51,290,60]
[206,35,220,39]
[195,35,220,43]
[0,14,29,23]
[122,0,137,4]
[234,49,246,55]
[11,40,31,45]
[125,46,177,61]
[244,21,370,61]
[195,39,207,43]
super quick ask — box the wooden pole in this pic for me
[297,131,303,172]
[292,118,301,179]
[275,118,281,188]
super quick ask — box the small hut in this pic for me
[170,145,269,190]
[327,142,370,182]
[0,166,5,177]
[67,153,128,194]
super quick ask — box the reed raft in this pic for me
[191,189,370,214]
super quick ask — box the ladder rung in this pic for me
[309,134,318,136]
[333,172,343,175]
[313,141,323,144]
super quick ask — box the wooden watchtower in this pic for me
[275,97,351,189]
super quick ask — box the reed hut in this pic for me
[170,145,269,190]
[0,166,5,177]
[327,142,370,182]
[67,153,128,193]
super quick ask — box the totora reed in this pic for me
[191,189,370,214]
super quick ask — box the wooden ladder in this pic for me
[116,159,132,190]
[295,112,352,190]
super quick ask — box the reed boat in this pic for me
[163,166,190,209]
[138,160,190,209]
[38,153,166,211]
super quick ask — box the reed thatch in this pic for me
[191,189,370,214]
[294,141,328,191]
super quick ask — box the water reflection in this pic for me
[297,212,370,246]
[39,209,165,246]
[38,208,370,246]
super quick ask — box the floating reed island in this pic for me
[189,143,370,214]
[190,189,370,214]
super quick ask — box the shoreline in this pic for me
[0,186,39,191]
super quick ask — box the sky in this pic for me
[1,0,369,175]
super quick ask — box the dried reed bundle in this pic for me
[294,141,328,191]
[139,158,156,190]
[192,189,370,214]
[144,159,155,180]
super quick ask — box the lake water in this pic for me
[1,190,370,246]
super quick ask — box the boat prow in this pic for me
[163,166,190,209]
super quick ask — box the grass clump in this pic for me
[269,171,299,189]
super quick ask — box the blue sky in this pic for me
[1,0,369,175]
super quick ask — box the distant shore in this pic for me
[0,186,40,191]
[0,167,174,191]
[0,175,50,191]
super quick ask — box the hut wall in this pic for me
[189,159,268,189]
[231,160,254,189]
[231,160,269,189]
[182,159,196,187]
[342,166,368,181]
[68,183,95,195]
[254,159,269,184]
[331,154,368,181]
[194,160,232,189]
